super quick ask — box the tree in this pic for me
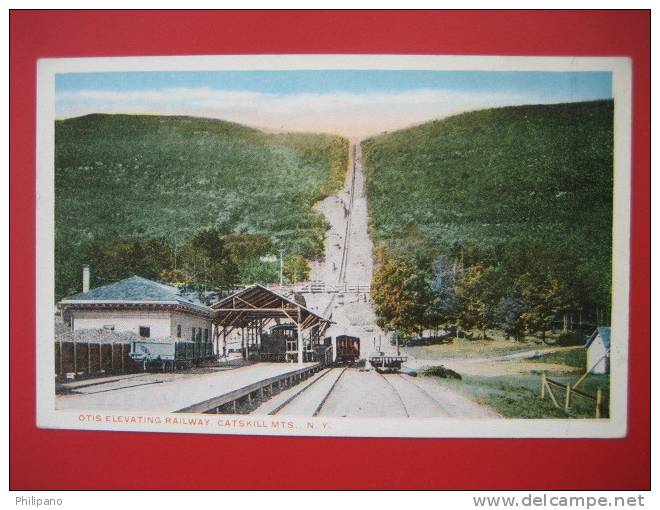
[427,254,457,331]
[237,258,279,285]
[179,227,238,290]
[81,237,174,290]
[499,293,526,341]
[515,272,562,342]
[160,267,193,288]
[372,257,426,336]
[283,255,309,283]
[223,233,274,264]
[456,264,505,339]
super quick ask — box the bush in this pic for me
[423,365,462,380]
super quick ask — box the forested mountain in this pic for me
[55,114,348,299]
[363,100,613,339]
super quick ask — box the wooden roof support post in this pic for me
[297,307,303,365]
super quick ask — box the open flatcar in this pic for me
[335,335,360,364]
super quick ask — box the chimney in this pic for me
[83,266,90,293]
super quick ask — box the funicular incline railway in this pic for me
[210,284,334,366]
[335,335,360,364]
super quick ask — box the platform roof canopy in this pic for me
[210,284,332,332]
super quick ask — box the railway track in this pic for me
[337,144,357,285]
[320,144,358,320]
[270,367,347,417]
[376,372,450,418]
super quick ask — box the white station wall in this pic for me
[169,311,213,342]
[71,309,172,338]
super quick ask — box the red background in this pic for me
[10,10,650,490]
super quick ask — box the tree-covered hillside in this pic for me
[55,114,348,299]
[363,100,613,339]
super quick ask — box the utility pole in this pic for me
[279,249,285,286]
[172,235,178,270]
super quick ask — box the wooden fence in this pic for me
[55,341,141,378]
[540,373,603,418]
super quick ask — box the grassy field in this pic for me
[431,372,609,419]
[422,346,608,418]
[528,347,586,368]
[403,337,545,360]
[55,114,348,299]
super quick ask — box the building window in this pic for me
[191,327,196,342]
[103,324,115,331]
[204,328,209,343]
[139,326,150,338]
[177,325,182,338]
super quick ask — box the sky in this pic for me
[56,70,612,138]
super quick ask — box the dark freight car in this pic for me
[129,339,214,371]
[335,335,360,364]
[259,324,297,362]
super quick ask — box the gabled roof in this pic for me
[585,326,611,349]
[210,284,332,330]
[60,276,213,315]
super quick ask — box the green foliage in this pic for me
[498,293,526,341]
[283,255,310,283]
[160,267,193,288]
[371,257,427,335]
[179,227,238,290]
[223,233,274,263]
[363,100,614,336]
[455,264,506,338]
[55,114,348,299]
[515,272,563,340]
[422,365,462,379]
[237,258,279,285]
[427,255,457,329]
[80,238,174,290]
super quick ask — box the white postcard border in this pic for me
[36,54,632,438]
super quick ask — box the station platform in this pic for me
[56,362,319,414]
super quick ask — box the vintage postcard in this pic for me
[36,55,631,438]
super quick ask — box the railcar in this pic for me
[369,355,408,372]
[259,324,295,362]
[259,324,330,363]
[129,339,214,371]
[335,335,360,364]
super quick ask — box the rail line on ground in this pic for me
[376,372,451,418]
[320,144,358,321]
[337,144,357,284]
[312,367,347,416]
[375,370,411,417]
[272,367,347,417]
